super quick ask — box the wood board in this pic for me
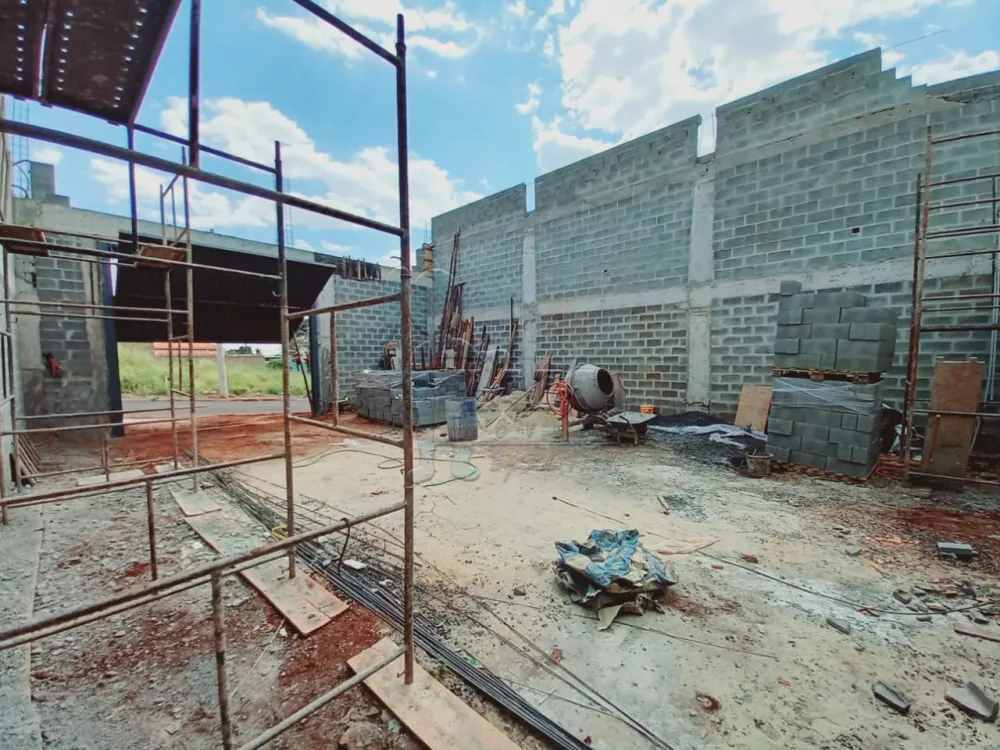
[349,638,522,750]
[76,469,146,487]
[922,359,984,477]
[734,385,772,431]
[476,348,497,398]
[954,622,1000,643]
[185,509,348,635]
[170,487,221,516]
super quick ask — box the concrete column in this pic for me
[216,346,228,398]
[686,169,715,408]
[520,227,537,387]
[313,277,336,412]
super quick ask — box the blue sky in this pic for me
[15,0,1000,265]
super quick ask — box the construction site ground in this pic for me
[3,409,1000,749]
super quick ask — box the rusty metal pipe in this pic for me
[289,415,403,448]
[211,571,234,750]
[146,480,159,580]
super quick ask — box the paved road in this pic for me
[122,397,310,416]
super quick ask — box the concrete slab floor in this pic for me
[236,433,1000,750]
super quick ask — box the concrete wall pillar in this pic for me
[520,227,537,387]
[216,346,228,398]
[313,278,336,413]
[686,169,715,408]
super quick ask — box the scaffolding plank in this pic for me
[76,469,146,487]
[349,638,522,750]
[170,488,221,517]
[734,385,772,431]
[185,508,347,635]
[922,360,984,477]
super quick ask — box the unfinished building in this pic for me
[3,3,1000,750]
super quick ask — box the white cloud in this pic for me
[506,0,527,18]
[321,241,351,254]
[543,0,956,158]
[535,0,566,29]
[427,69,439,78]
[155,96,481,233]
[89,158,271,231]
[292,238,316,251]
[543,33,555,57]
[32,146,63,165]
[256,0,476,60]
[903,48,1000,84]
[531,115,613,172]
[515,82,542,114]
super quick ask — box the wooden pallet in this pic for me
[774,460,875,485]
[773,368,882,384]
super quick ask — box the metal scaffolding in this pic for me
[902,124,1000,485]
[0,5,416,748]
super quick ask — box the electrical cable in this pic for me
[292,445,481,488]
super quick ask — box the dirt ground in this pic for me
[4,407,1000,749]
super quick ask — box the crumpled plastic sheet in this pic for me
[555,529,678,608]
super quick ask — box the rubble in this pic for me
[945,682,999,722]
[872,682,911,715]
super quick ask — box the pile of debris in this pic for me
[555,529,678,629]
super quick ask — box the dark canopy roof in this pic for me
[0,0,181,123]
[113,234,335,344]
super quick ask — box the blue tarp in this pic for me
[555,529,676,605]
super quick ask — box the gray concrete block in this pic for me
[802,308,842,324]
[825,457,871,478]
[814,291,867,309]
[779,280,803,296]
[792,423,829,441]
[829,427,869,447]
[776,308,803,325]
[768,418,794,436]
[769,446,791,463]
[812,324,852,339]
[774,338,800,354]
[840,307,898,325]
[773,353,803,368]
[835,339,894,372]
[802,436,835,455]
[848,322,897,342]
[775,324,812,339]
[856,414,877,433]
[836,443,854,461]
[802,351,838,369]
[767,434,802,450]
[841,413,858,430]
[769,406,801,422]
[778,293,816,310]
[790,450,827,470]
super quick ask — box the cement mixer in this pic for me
[560,364,655,444]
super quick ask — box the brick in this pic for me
[841,414,858,430]
[829,427,869,447]
[776,309,803,325]
[767,434,802,450]
[825,457,872,478]
[778,293,816,310]
[802,436,834,455]
[769,446,791,462]
[812,324,852,339]
[814,291,866,309]
[856,414,877,433]
[775,324,812,339]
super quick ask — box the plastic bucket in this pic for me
[446,398,479,442]
[745,452,772,477]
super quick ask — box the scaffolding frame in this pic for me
[902,125,1000,485]
[0,5,416,748]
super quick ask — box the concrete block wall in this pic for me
[536,304,687,411]
[333,276,430,398]
[12,243,109,425]
[430,50,1000,419]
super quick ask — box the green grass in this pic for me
[118,343,307,396]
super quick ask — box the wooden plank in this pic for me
[169,487,221,517]
[954,622,1000,643]
[734,384,772,431]
[923,359,984,477]
[476,347,497,398]
[185,509,348,635]
[76,468,145,487]
[349,638,522,750]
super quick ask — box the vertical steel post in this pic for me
[181,158,198,492]
[145,479,158,580]
[101,429,110,482]
[211,571,234,750]
[275,141,296,579]
[988,176,1000,400]
[395,13,415,684]
[0,250,7,523]
[166,271,179,469]
[903,126,934,474]
[902,172,922,438]
[330,313,339,425]
[188,0,201,169]
[127,126,139,253]
[4,247,19,499]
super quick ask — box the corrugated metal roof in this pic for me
[113,234,335,344]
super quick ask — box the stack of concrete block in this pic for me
[774,286,898,373]
[766,378,886,478]
[356,369,467,427]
